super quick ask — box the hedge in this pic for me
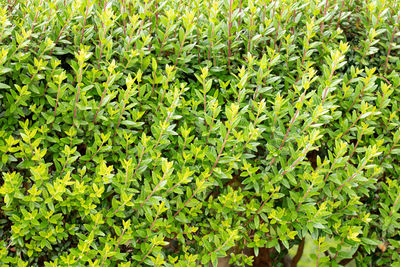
[0,0,400,266]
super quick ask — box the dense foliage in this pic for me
[0,0,400,266]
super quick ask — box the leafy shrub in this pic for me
[0,0,400,266]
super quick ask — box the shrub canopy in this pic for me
[0,0,400,266]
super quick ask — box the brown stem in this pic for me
[209,234,233,255]
[385,106,400,131]
[150,72,157,97]
[113,229,125,252]
[273,14,281,51]
[100,252,108,267]
[80,0,91,45]
[227,0,233,70]
[339,247,360,265]
[346,79,368,112]
[122,22,139,63]
[279,109,299,150]
[385,13,400,72]
[296,185,312,212]
[141,171,168,207]
[244,193,273,227]
[253,68,265,101]
[196,9,200,64]
[166,180,184,194]
[115,101,127,136]
[281,144,312,176]
[133,147,146,178]
[270,98,304,166]
[380,135,399,165]
[347,131,364,164]
[157,21,171,58]
[97,41,104,69]
[334,232,348,261]
[272,0,278,17]
[389,191,400,216]
[133,1,148,50]
[103,0,107,11]
[208,23,215,61]
[320,0,329,35]
[87,141,105,162]
[155,0,158,30]
[138,245,154,265]
[49,15,73,56]
[36,8,53,53]
[324,156,339,183]
[174,123,234,217]
[93,74,111,123]
[137,81,142,110]
[278,9,293,53]
[260,4,265,26]
[112,198,131,215]
[43,67,57,96]
[316,243,321,267]
[173,30,189,68]
[121,0,126,35]
[153,111,173,149]
[336,0,346,29]
[328,0,337,26]
[340,113,362,138]
[7,0,18,15]
[296,40,309,82]
[361,32,374,62]
[248,13,253,53]
[203,81,207,121]
[144,213,159,243]
[321,61,338,105]
[243,115,260,149]
[124,163,129,186]
[365,0,370,27]
[26,0,43,52]
[147,4,153,52]
[336,159,368,192]
[237,0,242,30]
[72,66,83,127]
[205,113,216,145]
[290,239,305,267]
